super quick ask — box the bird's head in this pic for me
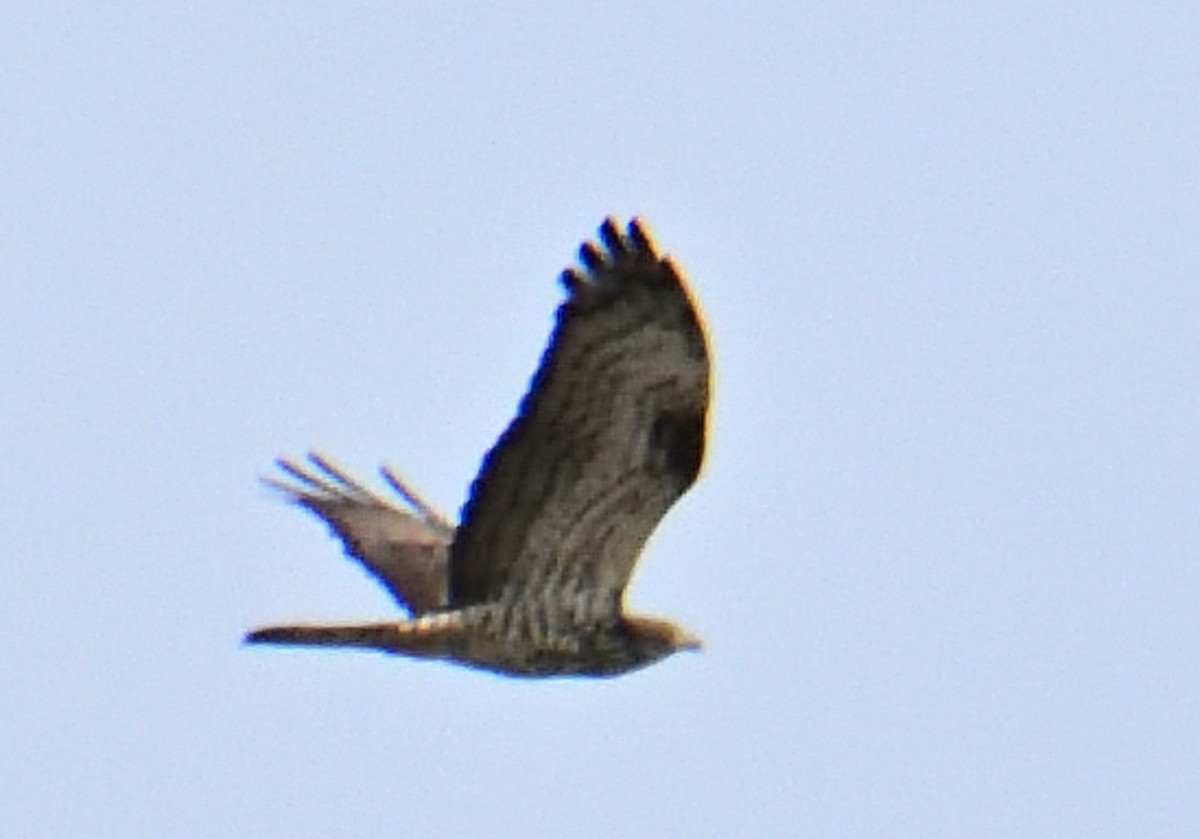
[622,615,703,665]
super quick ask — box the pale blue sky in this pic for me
[2,4,1197,836]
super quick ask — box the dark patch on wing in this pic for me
[649,407,707,489]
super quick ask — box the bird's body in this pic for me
[246,218,709,677]
[249,604,692,677]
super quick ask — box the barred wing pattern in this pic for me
[449,219,709,616]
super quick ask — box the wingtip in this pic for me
[559,268,587,294]
[599,217,626,257]
[578,240,605,272]
[627,217,655,254]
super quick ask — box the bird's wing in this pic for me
[264,452,452,615]
[449,218,710,612]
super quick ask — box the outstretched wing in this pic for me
[449,218,709,612]
[264,453,452,615]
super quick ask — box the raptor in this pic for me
[246,218,710,677]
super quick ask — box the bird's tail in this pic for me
[244,617,462,658]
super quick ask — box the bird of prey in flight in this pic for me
[246,218,710,677]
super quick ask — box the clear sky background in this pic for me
[2,4,1196,837]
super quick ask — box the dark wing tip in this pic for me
[579,241,605,272]
[559,217,666,307]
[598,217,627,257]
[627,217,654,253]
[559,268,587,294]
